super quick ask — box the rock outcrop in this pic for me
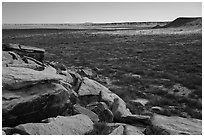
[145,114,202,135]
[109,125,124,135]
[3,83,71,127]
[3,43,45,62]
[73,104,99,122]
[4,114,93,135]
[2,66,64,90]
[87,102,113,122]
[2,43,202,135]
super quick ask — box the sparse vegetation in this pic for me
[3,27,202,119]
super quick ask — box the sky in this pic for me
[2,2,202,24]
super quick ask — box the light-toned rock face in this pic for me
[78,77,106,96]
[77,77,150,124]
[149,114,202,135]
[109,125,124,135]
[2,51,25,66]
[2,131,6,135]
[111,98,132,120]
[2,67,64,90]
[2,83,70,127]
[3,51,45,70]
[77,77,119,107]
[106,123,144,135]
[129,98,149,107]
[2,44,202,135]
[151,106,164,114]
[3,43,45,62]
[124,125,144,135]
[87,102,113,122]
[13,114,94,135]
[73,104,99,122]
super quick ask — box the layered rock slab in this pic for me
[2,67,64,90]
[3,43,45,62]
[2,83,71,127]
[4,114,93,135]
[146,114,202,135]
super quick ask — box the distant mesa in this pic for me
[152,17,202,29]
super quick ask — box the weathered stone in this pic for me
[78,77,104,96]
[78,95,99,106]
[151,106,164,114]
[60,71,74,84]
[11,114,93,135]
[87,102,113,122]
[124,125,144,135]
[120,114,151,125]
[78,67,96,78]
[76,77,117,107]
[2,83,71,127]
[77,77,147,124]
[127,98,149,114]
[43,65,57,74]
[3,51,45,70]
[3,43,45,62]
[129,98,149,107]
[2,67,64,90]
[109,125,124,135]
[67,70,83,92]
[100,88,122,108]
[111,98,132,121]
[147,114,202,135]
[49,62,67,71]
[2,130,6,135]
[2,127,29,135]
[77,77,114,106]
[105,123,144,135]
[2,51,25,67]
[73,104,99,122]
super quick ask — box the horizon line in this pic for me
[2,16,202,25]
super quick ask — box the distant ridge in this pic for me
[162,17,201,28]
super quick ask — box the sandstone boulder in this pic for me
[146,114,202,135]
[127,99,149,114]
[129,98,149,107]
[67,70,83,91]
[3,51,44,70]
[111,97,151,125]
[124,125,144,135]
[2,130,6,135]
[77,67,96,78]
[2,51,25,66]
[8,114,93,135]
[73,104,99,122]
[2,83,71,127]
[3,43,45,62]
[107,123,144,135]
[78,77,104,96]
[87,102,113,122]
[109,125,124,135]
[77,77,122,108]
[77,77,149,125]
[111,98,132,120]
[2,67,64,90]
[151,106,165,114]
